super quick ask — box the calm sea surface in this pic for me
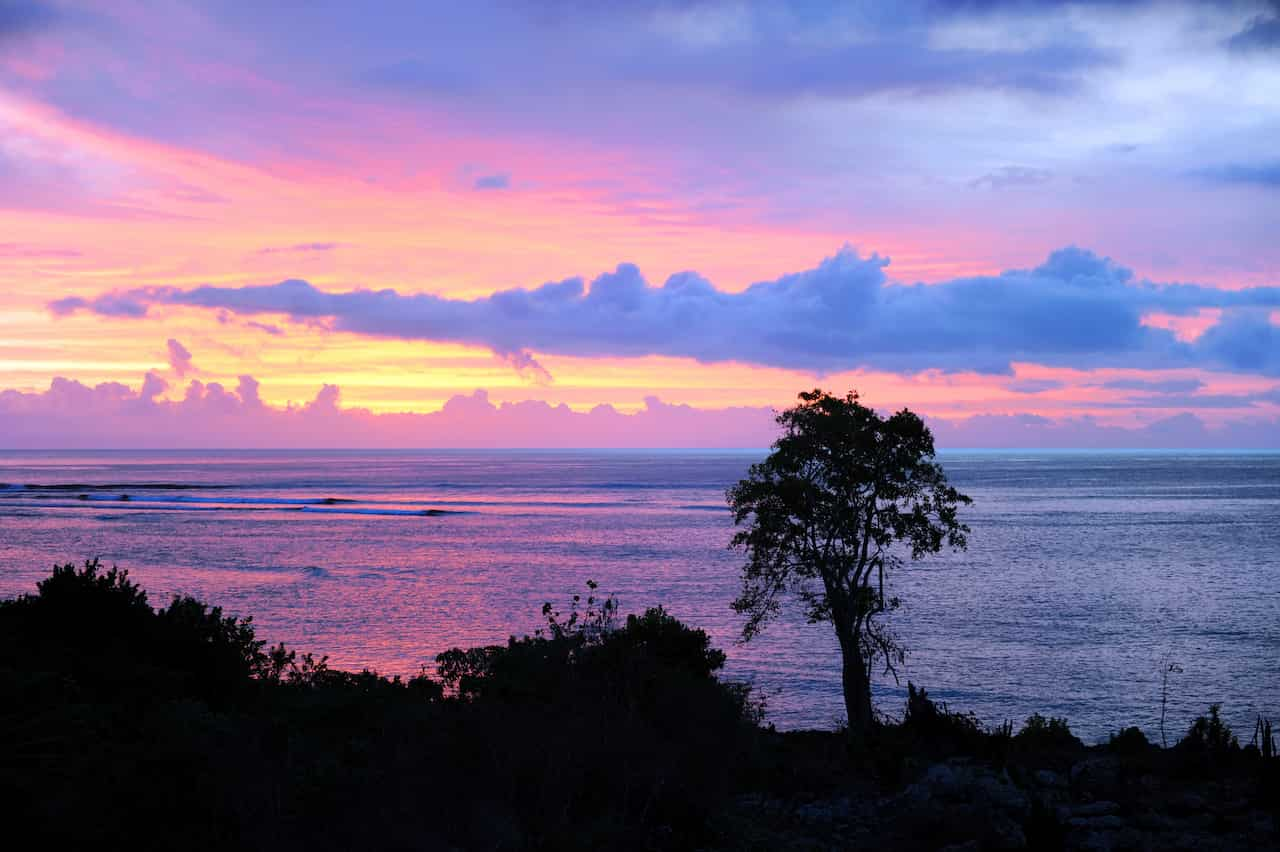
[1,449,1277,742]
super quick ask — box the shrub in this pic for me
[1107,726,1151,755]
[605,605,727,679]
[3,566,757,849]
[153,595,266,701]
[434,584,751,726]
[901,682,984,740]
[0,559,270,705]
[1016,713,1081,748]
[1179,704,1239,754]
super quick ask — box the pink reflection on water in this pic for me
[1,449,1278,742]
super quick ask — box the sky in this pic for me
[1,0,1278,447]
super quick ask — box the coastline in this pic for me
[4,561,1276,850]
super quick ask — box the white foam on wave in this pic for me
[5,500,272,513]
[298,506,450,517]
[122,494,352,506]
[1,497,454,517]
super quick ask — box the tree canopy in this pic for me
[727,389,971,737]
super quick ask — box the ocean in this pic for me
[1,449,1277,742]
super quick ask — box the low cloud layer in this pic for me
[1,374,1276,450]
[0,376,776,449]
[50,247,1280,377]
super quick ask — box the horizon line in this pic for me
[2,446,1278,454]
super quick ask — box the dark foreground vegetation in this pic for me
[3,561,1277,851]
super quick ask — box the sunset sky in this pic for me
[2,0,1278,447]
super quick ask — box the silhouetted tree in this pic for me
[727,389,971,740]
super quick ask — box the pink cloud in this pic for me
[1,374,1276,450]
[0,377,776,449]
[1140,309,1223,343]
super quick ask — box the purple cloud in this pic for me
[166,338,194,377]
[49,247,1280,377]
[1226,10,1280,52]
[48,293,148,318]
[0,0,56,42]
[1194,162,1280,188]
[363,13,1112,102]
[926,411,1280,450]
[1101,377,1205,393]
[970,166,1053,190]
[247,320,284,336]
[257,242,341,255]
[1007,379,1065,394]
[501,349,553,385]
[473,173,510,190]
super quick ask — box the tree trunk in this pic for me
[839,634,874,743]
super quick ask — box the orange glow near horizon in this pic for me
[2,88,1278,441]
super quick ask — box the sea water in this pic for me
[1,449,1277,742]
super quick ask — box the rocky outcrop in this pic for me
[715,749,1277,850]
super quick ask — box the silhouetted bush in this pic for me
[1179,704,1239,755]
[901,682,984,744]
[1016,713,1081,749]
[435,585,755,724]
[427,585,762,845]
[1,566,758,850]
[0,559,266,705]
[1107,726,1152,755]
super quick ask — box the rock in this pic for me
[1136,773,1161,793]
[987,815,1028,850]
[1033,769,1067,788]
[1065,824,1147,852]
[1071,801,1121,818]
[939,841,981,852]
[1132,810,1176,832]
[894,762,1031,849]
[1067,814,1126,832]
[907,762,1030,816]
[920,761,960,789]
[1067,833,1117,852]
[793,795,852,823]
[1169,791,1206,813]
[1070,756,1122,791]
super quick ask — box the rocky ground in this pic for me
[712,733,1278,850]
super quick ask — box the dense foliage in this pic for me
[0,561,759,850]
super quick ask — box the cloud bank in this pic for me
[50,247,1280,377]
[1,374,1276,450]
[0,375,776,449]
[354,1,1115,107]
